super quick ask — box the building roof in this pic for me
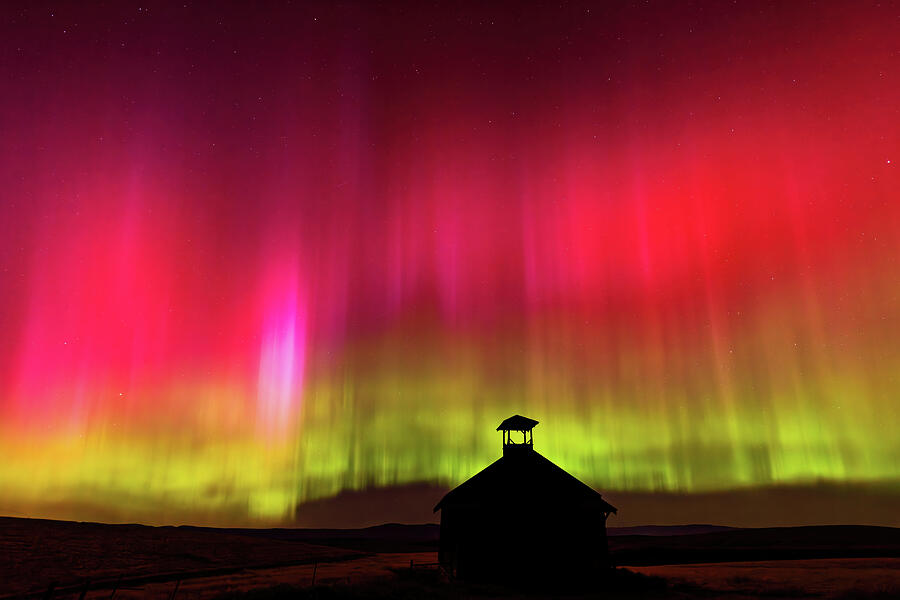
[496,415,539,431]
[433,449,617,514]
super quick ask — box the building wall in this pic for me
[439,503,610,582]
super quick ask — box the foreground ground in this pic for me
[66,557,900,599]
[2,517,899,599]
[633,558,900,599]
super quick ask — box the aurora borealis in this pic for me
[0,1,898,526]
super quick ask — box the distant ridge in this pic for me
[608,524,737,536]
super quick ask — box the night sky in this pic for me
[0,1,898,526]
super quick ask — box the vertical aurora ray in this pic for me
[256,259,307,438]
[0,1,897,525]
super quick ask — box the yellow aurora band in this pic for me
[2,308,898,525]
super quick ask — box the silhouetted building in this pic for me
[434,415,617,582]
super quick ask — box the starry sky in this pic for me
[0,1,898,526]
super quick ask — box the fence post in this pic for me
[311,561,318,586]
[77,579,90,600]
[42,581,57,600]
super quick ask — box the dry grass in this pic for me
[633,558,900,599]
[5,518,898,599]
[211,568,674,600]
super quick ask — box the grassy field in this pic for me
[633,558,900,599]
[91,559,900,600]
[0,517,360,599]
[3,517,899,599]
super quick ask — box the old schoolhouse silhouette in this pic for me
[434,415,617,582]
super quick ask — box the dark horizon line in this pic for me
[3,514,899,533]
